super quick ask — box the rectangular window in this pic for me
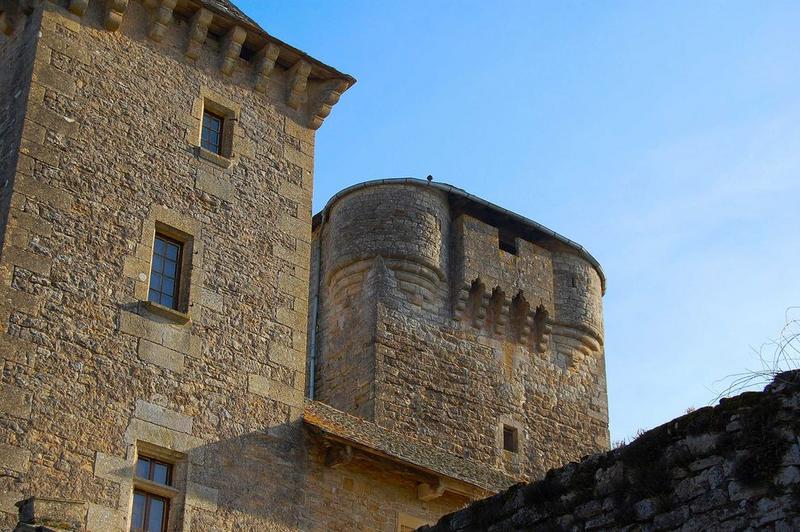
[201,110,223,154]
[131,490,169,532]
[148,234,182,310]
[503,425,519,452]
[131,455,174,532]
[498,229,518,255]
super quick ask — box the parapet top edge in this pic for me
[312,178,607,294]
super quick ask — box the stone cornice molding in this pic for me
[43,0,355,130]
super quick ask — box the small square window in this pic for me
[503,425,519,453]
[499,229,518,255]
[201,110,224,154]
[148,234,183,310]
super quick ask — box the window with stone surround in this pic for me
[148,234,183,310]
[146,224,193,316]
[130,442,188,532]
[132,454,176,532]
[187,87,241,168]
[200,109,224,154]
[503,424,519,453]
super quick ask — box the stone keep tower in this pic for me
[310,179,609,481]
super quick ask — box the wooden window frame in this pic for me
[131,489,170,532]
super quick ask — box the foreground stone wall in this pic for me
[312,181,609,483]
[422,371,800,531]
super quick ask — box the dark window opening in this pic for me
[149,234,182,310]
[135,456,173,486]
[499,230,518,255]
[201,110,224,154]
[503,425,519,452]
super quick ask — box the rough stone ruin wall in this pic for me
[313,182,609,482]
[423,371,800,531]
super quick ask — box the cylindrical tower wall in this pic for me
[322,184,450,284]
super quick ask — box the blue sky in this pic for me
[240,1,800,442]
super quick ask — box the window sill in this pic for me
[133,477,180,499]
[197,147,233,168]
[143,301,191,325]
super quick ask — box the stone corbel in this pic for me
[417,478,446,501]
[105,0,129,31]
[68,0,89,16]
[220,26,247,76]
[147,0,177,42]
[253,42,280,93]
[308,79,348,130]
[286,60,311,110]
[324,442,353,469]
[185,7,213,60]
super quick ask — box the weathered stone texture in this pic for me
[312,181,609,484]
[423,371,800,531]
[0,2,41,261]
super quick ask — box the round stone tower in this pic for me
[310,178,608,480]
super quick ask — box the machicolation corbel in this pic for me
[287,60,311,110]
[104,0,129,31]
[185,7,212,60]
[221,26,247,76]
[68,0,88,17]
[253,43,280,93]
[145,0,176,42]
[308,79,349,130]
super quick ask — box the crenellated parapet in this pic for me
[47,0,355,129]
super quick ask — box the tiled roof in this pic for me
[303,401,517,493]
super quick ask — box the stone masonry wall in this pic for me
[0,4,41,257]
[0,2,318,529]
[313,181,609,485]
[422,371,800,531]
